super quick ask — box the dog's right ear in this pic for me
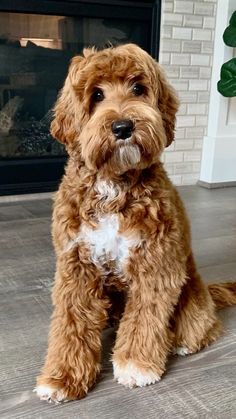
[50,56,84,144]
[155,64,179,148]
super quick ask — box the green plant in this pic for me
[217,11,236,97]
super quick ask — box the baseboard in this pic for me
[198,180,236,189]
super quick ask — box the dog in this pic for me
[35,44,236,403]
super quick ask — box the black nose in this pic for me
[111,119,134,140]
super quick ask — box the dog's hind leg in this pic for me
[172,253,222,356]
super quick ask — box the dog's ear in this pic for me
[156,64,179,147]
[50,56,84,144]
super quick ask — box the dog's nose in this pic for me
[111,119,134,140]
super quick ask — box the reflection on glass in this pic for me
[0,12,150,159]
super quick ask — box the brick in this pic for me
[194,139,203,149]
[174,162,194,174]
[164,64,180,78]
[182,174,199,185]
[173,27,192,40]
[163,13,183,26]
[171,53,190,65]
[184,150,202,162]
[192,162,201,172]
[189,79,208,91]
[194,2,214,16]
[174,1,194,14]
[175,128,185,139]
[201,41,214,53]
[177,104,187,115]
[159,52,170,65]
[162,39,181,52]
[169,175,182,186]
[175,139,194,150]
[171,80,189,91]
[199,67,212,78]
[176,115,195,127]
[165,151,184,163]
[179,91,197,103]
[193,29,212,41]
[186,127,205,138]
[198,91,210,102]
[164,163,174,175]
[183,15,203,28]
[180,66,199,79]
[182,40,202,53]
[163,26,172,39]
[191,54,210,66]
[187,103,206,115]
[203,17,215,29]
[196,115,208,126]
[163,1,173,12]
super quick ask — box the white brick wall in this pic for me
[160,0,217,185]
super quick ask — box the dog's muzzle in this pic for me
[111,119,134,140]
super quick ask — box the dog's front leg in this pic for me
[35,251,109,402]
[112,263,186,388]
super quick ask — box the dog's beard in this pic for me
[79,104,166,174]
[112,143,141,171]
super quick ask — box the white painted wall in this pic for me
[199,0,236,185]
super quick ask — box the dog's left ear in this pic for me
[50,56,84,145]
[156,64,179,147]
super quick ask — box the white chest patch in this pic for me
[94,180,119,200]
[65,214,140,271]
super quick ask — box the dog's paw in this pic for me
[113,361,161,388]
[33,385,68,404]
[172,346,191,356]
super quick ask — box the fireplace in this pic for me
[0,0,161,195]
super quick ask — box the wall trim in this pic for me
[198,180,236,189]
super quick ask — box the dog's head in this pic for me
[51,44,179,175]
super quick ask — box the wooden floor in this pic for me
[0,186,236,419]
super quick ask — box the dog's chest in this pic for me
[81,215,139,270]
[67,214,140,273]
[65,180,143,274]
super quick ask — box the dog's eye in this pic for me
[92,88,104,103]
[132,83,145,96]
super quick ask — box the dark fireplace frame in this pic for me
[0,0,161,195]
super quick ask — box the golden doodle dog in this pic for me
[35,44,236,402]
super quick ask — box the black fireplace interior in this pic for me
[0,0,161,195]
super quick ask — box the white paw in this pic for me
[33,385,67,404]
[172,346,190,356]
[113,361,161,388]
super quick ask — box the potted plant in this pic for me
[217,11,236,97]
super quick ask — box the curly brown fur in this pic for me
[35,44,236,402]
[208,282,236,309]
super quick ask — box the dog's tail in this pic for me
[208,282,236,309]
